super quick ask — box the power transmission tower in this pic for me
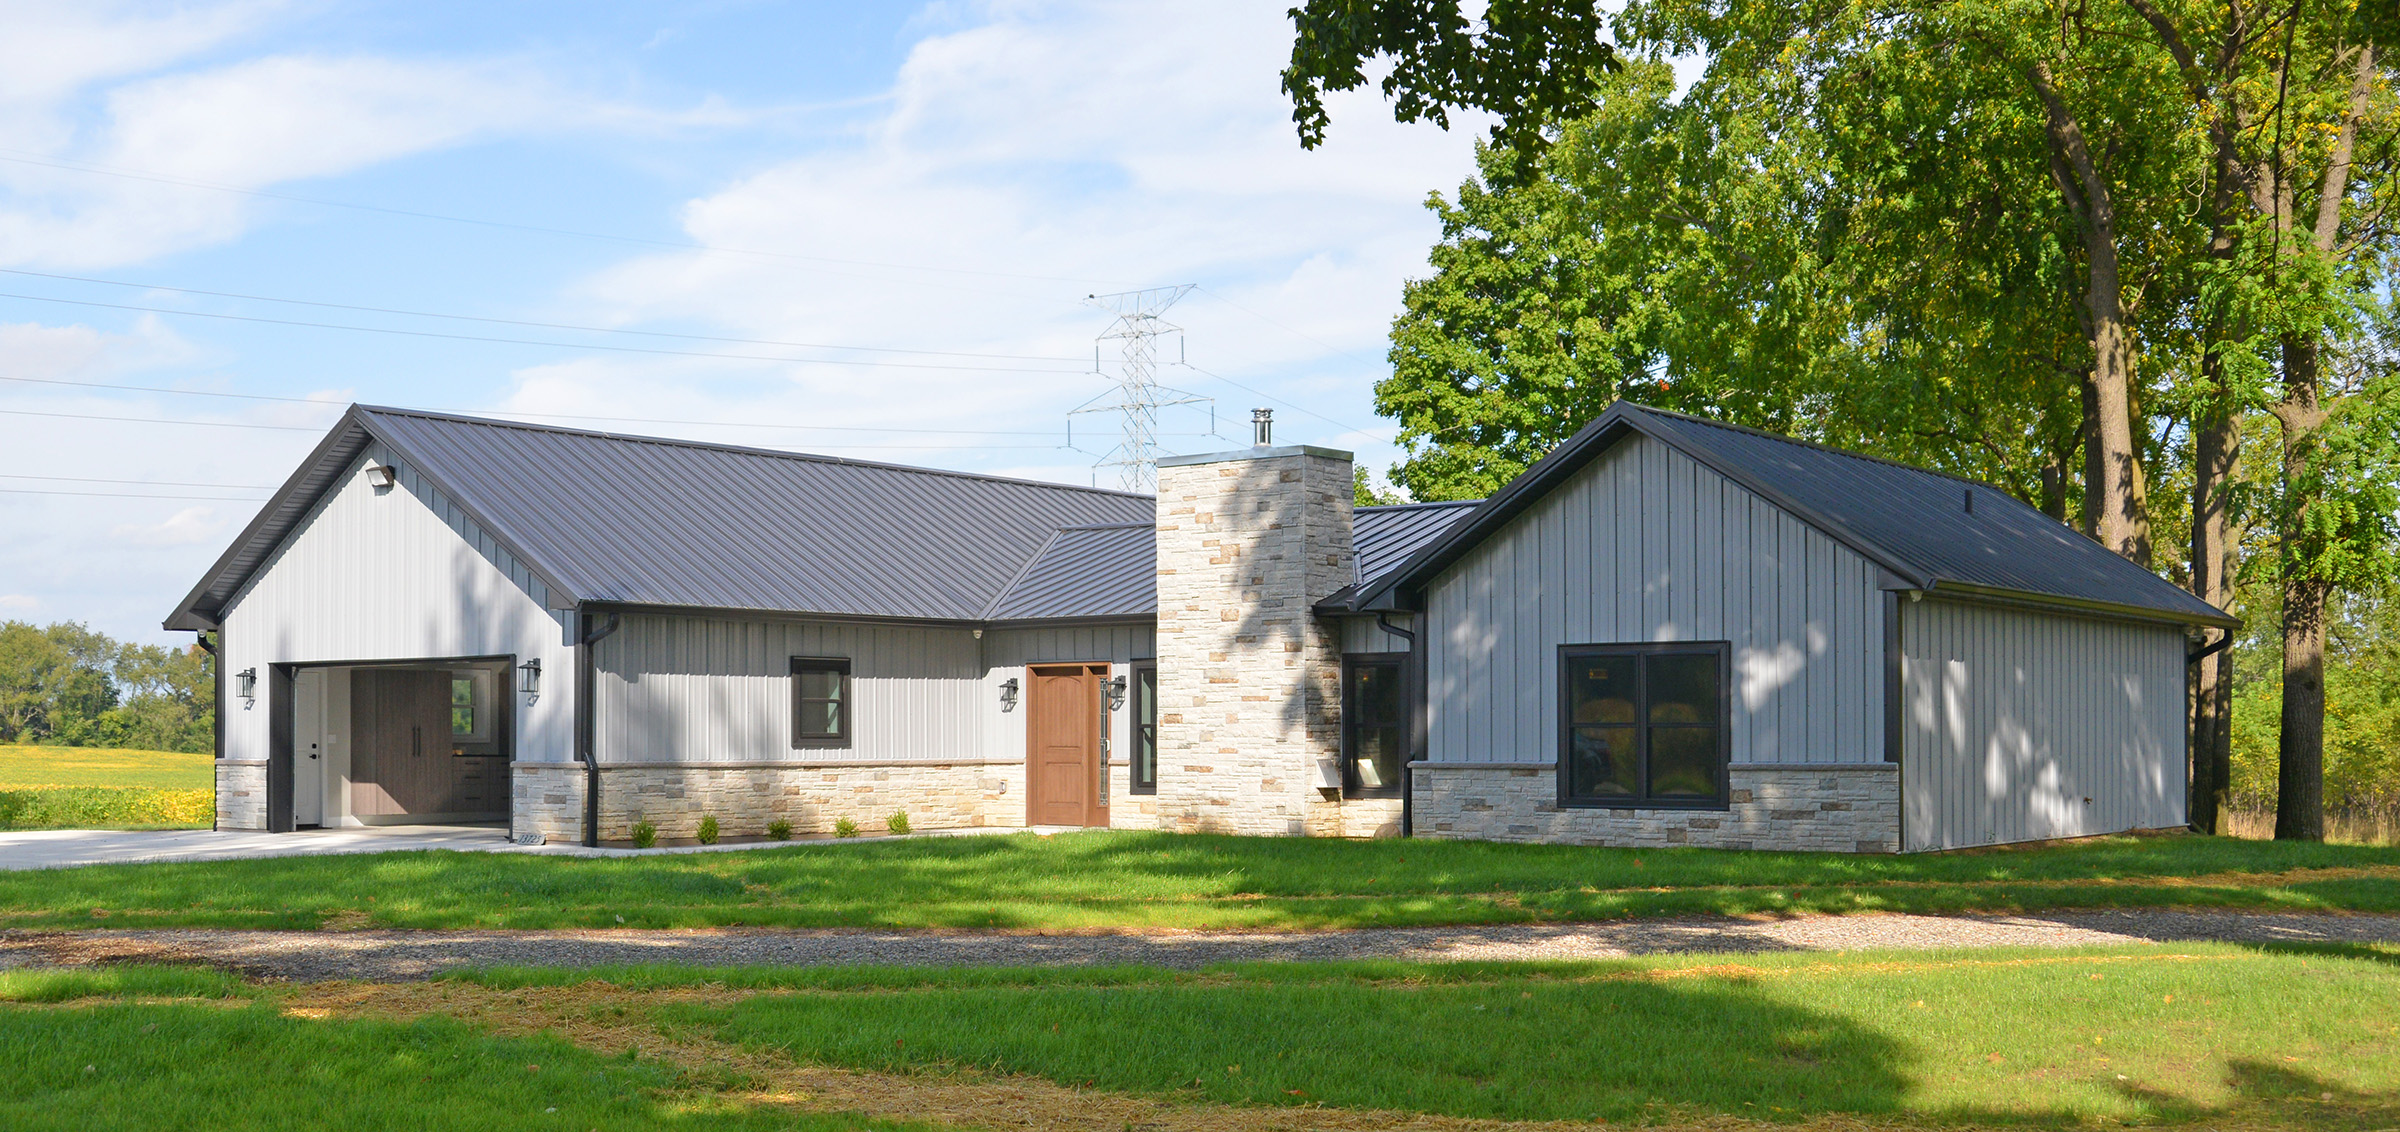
[1070,285,1208,492]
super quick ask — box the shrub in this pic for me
[766,817,793,841]
[833,816,858,838]
[630,820,657,849]
[887,810,911,835]
[696,814,720,845]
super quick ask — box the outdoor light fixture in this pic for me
[364,463,398,488]
[518,658,542,701]
[1107,674,1128,711]
[998,677,1020,713]
[235,667,257,708]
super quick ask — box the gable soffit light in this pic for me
[364,464,398,489]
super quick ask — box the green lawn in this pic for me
[0,745,212,789]
[1,828,2394,930]
[660,945,2400,1126]
[0,969,917,1132]
[8,947,2397,1129]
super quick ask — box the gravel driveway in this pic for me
[4,911,2394,982]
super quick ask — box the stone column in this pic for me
[1152,443,1354,835]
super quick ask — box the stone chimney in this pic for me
[1152,433,1354,836]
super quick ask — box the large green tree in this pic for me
[1288,0,2400,838]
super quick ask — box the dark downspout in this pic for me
[197,629,220,832]
[577,608,622,848]
[1376,611,1420,838]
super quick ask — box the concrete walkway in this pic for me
[0,823,1074,871]
[5,911,2395,982]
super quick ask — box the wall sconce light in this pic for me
[235,667,257,709]
[998,677,1020,713]
[1106,674,1128,711]
[518,658,542,701]
[364,463,397,488]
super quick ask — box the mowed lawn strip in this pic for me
[673,944,2400,1127]
[0,970,918,1132]
[1,830,2395,930]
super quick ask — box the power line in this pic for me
[0,290,1088,374]
[0,149,1130,289]
[0,375,1216,439]
[0,472,274,489]
[0,486,262,501]
[1173,361,1391,441]
[0,407,1074,451]
[0,267,1086,363]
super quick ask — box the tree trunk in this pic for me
[2273,334,2327,842]
[2188,393,2239,835]
[2028,63,2149,564]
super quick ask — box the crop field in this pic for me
[0,745,212,831]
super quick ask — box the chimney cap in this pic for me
[1251,408,1273,447]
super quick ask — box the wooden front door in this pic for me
[1027,664,1107,827]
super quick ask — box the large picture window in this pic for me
[1343,654,1406,798]
[1559,643,1728,808]
[1129,662,1157,794]
[789,657,852,749]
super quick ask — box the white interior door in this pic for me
[293,669,325,827]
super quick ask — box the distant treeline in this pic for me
[2229,578,2400,817]
[0,621,213,753]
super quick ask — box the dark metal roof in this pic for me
[168,405,1155,628]
[1354,500,1480,590]
[1362,401,2238,628]
[982,523,1156,621]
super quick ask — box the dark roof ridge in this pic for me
[1357,498,1483,512]
[1051,520,1156,531]
[1624,402,2011,496]
[352,404,1157,503]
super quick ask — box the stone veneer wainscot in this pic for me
[1412,762,1900,852]
[512,761,1026,845]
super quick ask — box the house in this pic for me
[167,400,2234,852]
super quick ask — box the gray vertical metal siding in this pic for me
[593,614,985,763]
[588,617,1155,766]
[1423,434,1884,765]
[216,444,577,766]
[1335,614,1413,655]
[1899,599,2187,850]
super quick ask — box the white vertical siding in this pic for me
[1423,434,1885,765]
[1899,599,2187,850]
[590,616,1154,766]
[217,444,574,765]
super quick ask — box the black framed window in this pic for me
[789,657,852,749]
[1129,663,1157,794]
[1559,643,1728,808]
[1343,653,1406,799]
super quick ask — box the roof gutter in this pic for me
[576,607,622,848]
[1916,581,2242,631]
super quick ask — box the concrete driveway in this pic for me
[0,823,1074,871]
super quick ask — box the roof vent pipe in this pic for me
[1252,408,1273,447]
[1963,488,1973,514]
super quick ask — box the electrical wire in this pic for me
[0,407,1077,452]
[0,267,1088,363]
[0,290,1090,374]
[0,486,263,501]
[0,472,275,489]
[1173,360,1392,441]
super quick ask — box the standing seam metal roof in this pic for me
[1356,401,2237,627]
[167,406,1156,628]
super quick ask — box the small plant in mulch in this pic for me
[630,820,657,849]
[696,815,720,845]
[834,816,859,838]
[887,811,911,835]
[766,818,793,841]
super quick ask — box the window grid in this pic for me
[1557,642,1730,810]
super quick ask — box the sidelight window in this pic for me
[790,657,852,749]
[1343,654,1406,798]
[1559,643,1729,808]
[1129,663,1157,794]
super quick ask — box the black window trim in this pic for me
[1342,651,1408,800]
[1128,660,1158,795]
[789,656,853,750]
[1556,641,1731,811]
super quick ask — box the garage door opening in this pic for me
[274,658,514,831]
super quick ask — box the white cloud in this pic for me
[0,0,289,110]
[112,505,228,547]
[0,594,39,612]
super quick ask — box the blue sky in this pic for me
[0,1,1492,645]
